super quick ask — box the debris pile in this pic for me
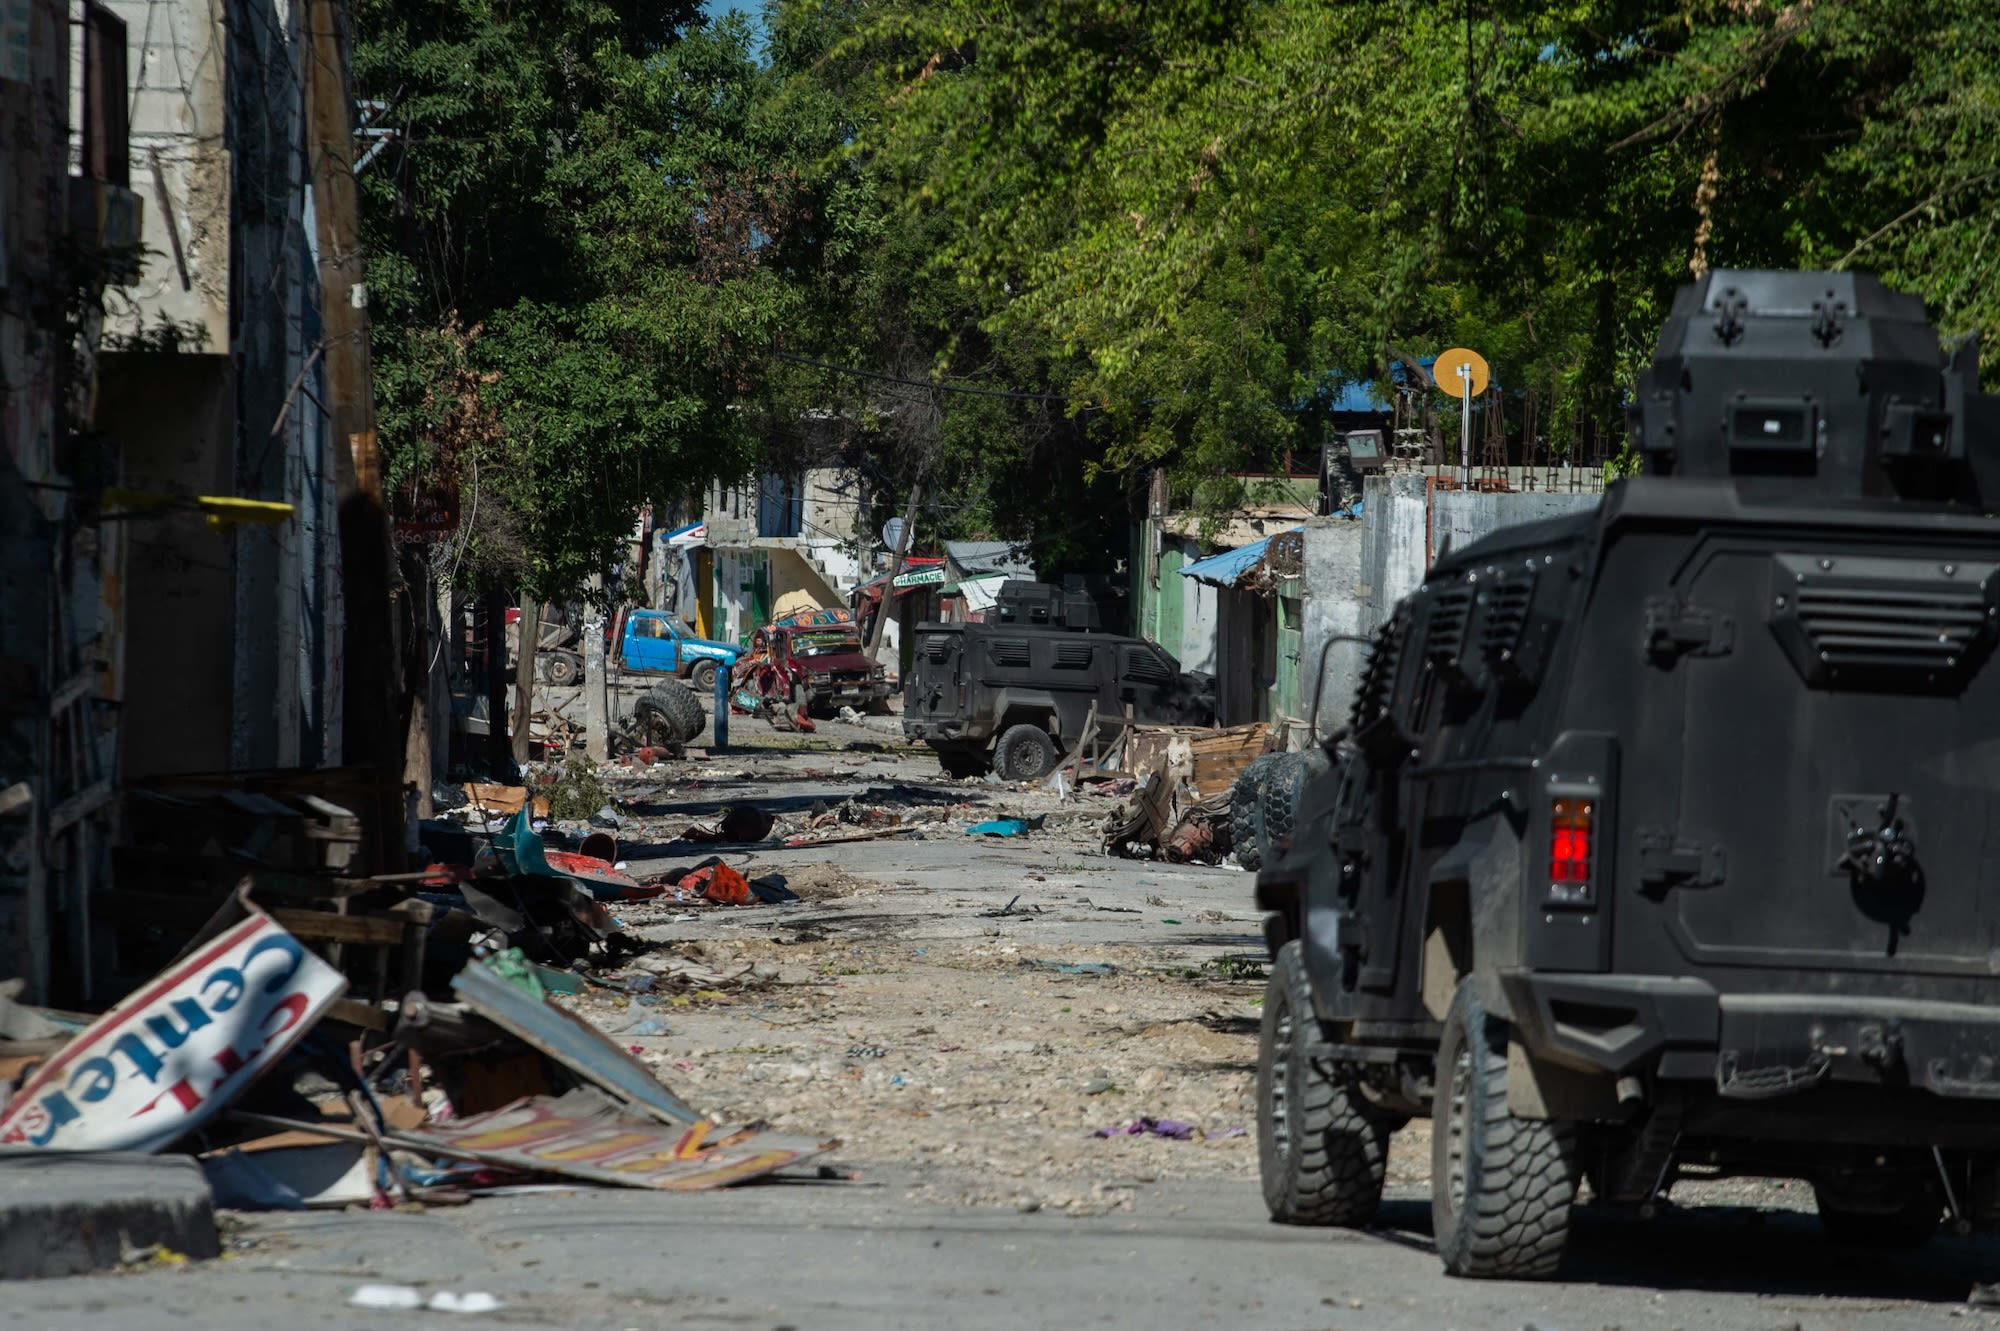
[1102,722,1270,864]
[0,890,834,1221]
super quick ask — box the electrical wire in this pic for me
[772,351,1072,403]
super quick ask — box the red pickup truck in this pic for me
[737,620,893,717]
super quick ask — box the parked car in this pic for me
[611,609,741,691]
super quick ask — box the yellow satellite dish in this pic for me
[1434,348,1490,399]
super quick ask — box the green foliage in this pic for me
[357,0,868,596]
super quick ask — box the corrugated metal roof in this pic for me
[944,539,1034,578]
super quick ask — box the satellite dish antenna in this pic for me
[881,517,906,551]
[1433,347,1490,487]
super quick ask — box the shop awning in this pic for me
[661,521,707,549]
[953,572,1009,614]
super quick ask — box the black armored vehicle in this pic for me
[1248,270,2000,1279]
[904,580,1214,780]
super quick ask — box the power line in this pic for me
[771,351,1072,403]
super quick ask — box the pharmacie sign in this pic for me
[892,565,945,589]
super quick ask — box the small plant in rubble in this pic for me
[541,757,615,822]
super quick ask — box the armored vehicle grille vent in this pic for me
[989,639,1032,668]
[1349,617,1405,733]
[1424,584,1477,687]
[1054,642,1094,669]
[1121,647,1172,684]
[1478,570,1541,684]
[923,635,954,663]
[1768,553,1999,689]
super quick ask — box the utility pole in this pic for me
[583,575,609,762]
[866,479,923,662]
[306,0,403,866]
[512,597,540,767]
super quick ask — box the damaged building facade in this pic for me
[1,0,341,1005]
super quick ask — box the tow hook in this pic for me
[1857,1019,1906,1075]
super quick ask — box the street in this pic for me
[8,738,1996,1331]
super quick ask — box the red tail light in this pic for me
[1548,797,1594,905]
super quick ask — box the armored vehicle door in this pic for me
[908,626,964,721]
[1633,525,2000,982]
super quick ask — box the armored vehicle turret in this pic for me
[1246,271,2000,1279]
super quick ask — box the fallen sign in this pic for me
[0,909,345,1151]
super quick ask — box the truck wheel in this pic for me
[546,652,581,687]
[1232,754,1284,871]
[1257,940,1389,1227]
[1432,976,1579,1280]
[1814,1186,1942,1250]
[687,659,719,693]
[994,724,1058,782]
[632,682,704,747]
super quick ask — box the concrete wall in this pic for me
[1297,478,1604,740]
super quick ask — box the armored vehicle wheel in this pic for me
[1432,977,1579,1280]
[545,652,581,687]
[687,659,719,693]
[994,723,1057,782]
[633,681,704,747]
[1814,1186,1942,1250]
[1257,940,1390,1227]
[936,745,989,779]
[1232,753,1284,871]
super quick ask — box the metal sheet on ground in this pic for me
[450,961,699,1125]
[403,1088,833,1191]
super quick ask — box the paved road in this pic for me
[7,1172,1998,1330]
[12,743,2000,1328]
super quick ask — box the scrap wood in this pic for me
[464,784,551,819]
[781,825,919,848]
[400,1088,834,1192]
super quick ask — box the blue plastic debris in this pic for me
[967,819,1030,837]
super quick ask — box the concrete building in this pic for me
[1,1,145,1001]
[97,0,336,782]
[698,466,869,645]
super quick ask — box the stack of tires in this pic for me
[1230,746,1333,871]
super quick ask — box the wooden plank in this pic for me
[47,776,114,836]
[265,908,409,946]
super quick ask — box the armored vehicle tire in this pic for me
[1257,940,1390,1227]
[633,681,704,747]
[1431,977,1579,1280]
[1259,747,1332,864]
[995,724,1058,782]
[545,652,581,687]
[1814,1187,1943,1250]
[1232,754,1284,871]
[687,659,719,692]
[935,745,989,779]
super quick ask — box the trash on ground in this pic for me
[967,818,1036,837]
[1024,959,1118,976]
[1095,1117,1200,1140]
[201,1135,376,1210]
[351,1284,425,1311]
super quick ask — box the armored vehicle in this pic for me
[904,580,1215,779]
[1247,271,2000,1279]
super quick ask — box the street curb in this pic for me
[0,1152,220,1279]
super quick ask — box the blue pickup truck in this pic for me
[612,609,742,691]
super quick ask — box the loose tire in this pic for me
[687,659,719,693]
[632,681,704,747]
[545,652,581,687]
[1815,1187,1943,1250]
[1232,753,1284,871]
[1257,940,1389,1227]
[994,723,1058,782]
[1256,751,1313,863]
[1432,977,1579,1280]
